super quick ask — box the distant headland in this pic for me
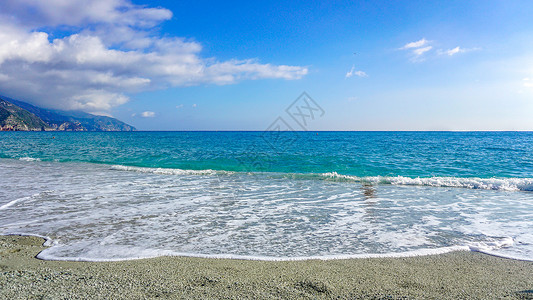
[0,95,135,131]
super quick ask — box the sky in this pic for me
[0,0,533,130]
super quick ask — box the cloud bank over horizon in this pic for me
[0,0,308,112]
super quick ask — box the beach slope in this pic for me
[1,235,532,299]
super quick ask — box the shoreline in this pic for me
[1,235,532,299]
[8,233,519,263]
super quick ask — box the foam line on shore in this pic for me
[35,245,471,262]
[6,233,526,262]
[36,245,532,263]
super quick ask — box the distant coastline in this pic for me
[0,95,135,132]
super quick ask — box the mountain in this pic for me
[0,99,51,131]
[0,96,135,131]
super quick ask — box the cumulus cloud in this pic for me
[0,0,307,111]
[0,0,172,28]
[345,65,367,78]
[141,111,155,117]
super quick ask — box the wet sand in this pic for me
[1,235,532,299]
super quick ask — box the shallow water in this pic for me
[0,159,531,261]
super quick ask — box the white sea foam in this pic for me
[467,237,515,252]
[18,157,40,162]
[0,191,54,210]
[36,244,471,262]
[322,172,533,191]
[0,195,35,210]
[109,164,533,191]
[110,164,231,176]
[2,159,533,262]
[30,235,522,262]
[33,238,526,262]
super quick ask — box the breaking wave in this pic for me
[321,172,533,191]
[110,164,533,191]
[110,165,233,176]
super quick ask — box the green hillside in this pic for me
[0,99,50,131]
[0,96,136,131]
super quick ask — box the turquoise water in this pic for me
[1,131,532,261]
[1,131,533,178]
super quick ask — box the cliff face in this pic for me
[0,99,51,131]
[0,96,136,131]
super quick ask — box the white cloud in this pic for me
[400,38,429,50]
[437,46,479,56]
[0,0,172,28]
[176,104,184,109]
[524,78,533,88]
[399,38,433,60]
[70,90,129,111]
[446,46,463,56]
[401,39,478,61]
[345,65,368,78]
[89,111,114,117]
[412,46,433,56]
[192,104,197,108]
[0,1,308,111]
[141,111,155,117]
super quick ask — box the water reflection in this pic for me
[362,183,376,200]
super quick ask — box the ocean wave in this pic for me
[0,191,54,210]
[0,193,38,210]
[18,157,41,162]
[75,164,533,192]
[110,165,233,176]
[0,196,33,210]
[321,172,533,191]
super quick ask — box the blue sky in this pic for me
[0,1,532,130]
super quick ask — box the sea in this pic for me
[0,131,532,261]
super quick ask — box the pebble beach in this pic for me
[1,235,532,299]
